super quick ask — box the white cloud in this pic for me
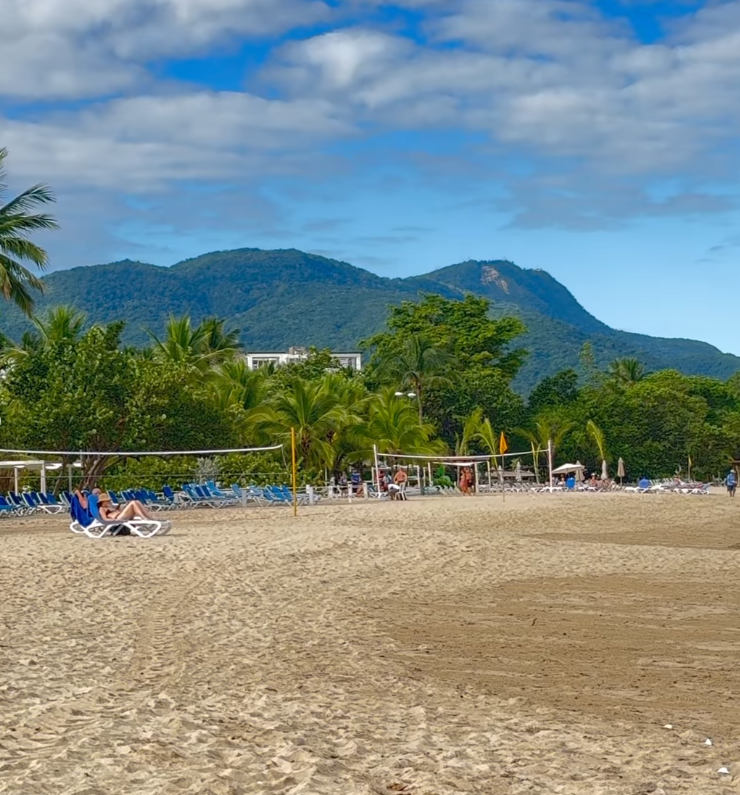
[4,0,740,252]
[0,0,329,99]
[270,1,740,175]
[0,92,354,191]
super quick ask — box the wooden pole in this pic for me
[548,439,554,491]
[291,427,298,518]
[474,463,480,495]
[487,459,492,491]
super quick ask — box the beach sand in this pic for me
[1,493,739,794]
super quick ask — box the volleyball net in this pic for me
[0,444,286,493]
[373,445,552,493]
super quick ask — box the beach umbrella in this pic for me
[617,457,625,483]
[515,460,522,482]
[575,461,584,481]
[601,459,609,480]
[552,463,585,475]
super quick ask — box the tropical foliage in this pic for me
[0,148,58,315]
[0,145,737,487]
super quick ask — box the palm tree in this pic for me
[198,316,242,363]
[475,416,498,457]
[148,314,239,373]
[32,305,86,344]
[211,359,269,442]
[254,377,361,471]
[0,148,59,315]
[586,419,607,461]
[374,334,455,421]
[455,408,484,457]
[608,358,647,386]
[0,306,86,366]
[517,410,574,460]
[366,388,443,456]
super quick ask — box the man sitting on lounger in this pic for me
[96,490,154,521]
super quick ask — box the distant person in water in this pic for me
[726,470,737,498]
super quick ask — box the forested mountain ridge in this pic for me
[0,247,737,391]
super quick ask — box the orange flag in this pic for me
[499,432,508,456]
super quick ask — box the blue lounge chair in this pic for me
[76,493,172,539]
[0,495,18,516]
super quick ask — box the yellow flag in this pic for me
[499,432,508,456]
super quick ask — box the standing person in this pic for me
[339,472,348,497]
[390,467,408,500]
[727,469,737,498]
[350,469,361,496]
[459,467,470,495]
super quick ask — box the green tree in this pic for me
[586,419,608,471]
[528,369,580,414]
[0,148,59,315]
[253,377,361,471]
[366,388,442,456]
[148,315,240,373]
[0,321,237,487]
[518,409,574,461]
[372,334,454,422]
[608,358,648,386]
[199,316,243,362]
[475,416,499,457]
[366,294,526,378]
[366,294,527,441]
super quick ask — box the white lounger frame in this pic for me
[70,517,172,539]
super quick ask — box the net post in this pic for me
[373,444,381,497]
[548,438,554,491]
[291,427,298,517]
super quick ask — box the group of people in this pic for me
[378,467,408,500]
[331,467,409,500]
[458,467,475,495]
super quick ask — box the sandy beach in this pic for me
[1,493,739,794]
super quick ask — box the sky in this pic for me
[1,0,739,354]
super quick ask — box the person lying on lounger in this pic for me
[96,490,154,521]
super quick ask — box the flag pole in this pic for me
[291,427,298,517]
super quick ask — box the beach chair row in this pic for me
[1,481,318,519]
[0,491,68,516]
[166,482,315,509]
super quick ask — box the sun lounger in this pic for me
[0,495,19,516]
[70,493,172,539]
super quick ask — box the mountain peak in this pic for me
[2,246,738,391]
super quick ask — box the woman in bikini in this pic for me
[96,491,154,521]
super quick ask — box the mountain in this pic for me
[0,247,737,392]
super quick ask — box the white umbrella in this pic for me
[551,463,586,475]
[601,459,609,480]
[515,461,522,482]
[617,457,625,483]
[575,460,585,482]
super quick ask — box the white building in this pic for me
[245,347,362,372]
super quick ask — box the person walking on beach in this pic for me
[726,469,737,498]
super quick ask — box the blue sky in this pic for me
[1,0,739,354]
